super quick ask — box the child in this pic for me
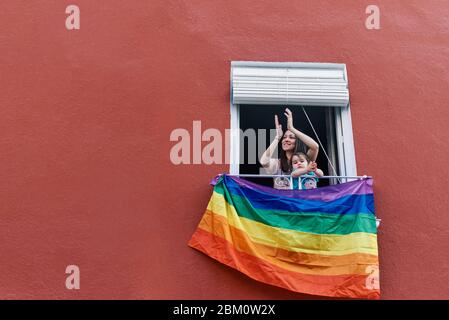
[291,152,324,190]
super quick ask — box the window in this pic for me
[229,61,357,186]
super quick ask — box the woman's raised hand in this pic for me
[275,115,283,140]
[284,108,294,131]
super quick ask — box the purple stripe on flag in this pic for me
[210,174,223,186]
[223,174,373,202]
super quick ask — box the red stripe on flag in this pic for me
[188,228,380,299]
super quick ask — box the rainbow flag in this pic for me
[188,174,380,299]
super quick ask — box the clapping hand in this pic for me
[284,108,294,131]
[275,115,283,140]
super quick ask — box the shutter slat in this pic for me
[232,63,349,107]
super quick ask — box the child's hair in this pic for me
[291,152,310,164]
[279,139,308,174]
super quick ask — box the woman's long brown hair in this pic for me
[278,137,308,174]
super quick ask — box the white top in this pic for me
[264,159,291,190]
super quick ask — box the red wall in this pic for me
[1,0,449,299]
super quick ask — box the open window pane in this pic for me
[239,105,339,187]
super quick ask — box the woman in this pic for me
[260,108,319,189]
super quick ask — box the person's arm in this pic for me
[291,167,309,178]
[260,115,282,173]
[284,108,319,161]
[308,161,324,177]
[314,168,324,177]
[292,162,324,178]
[260,137,280,173]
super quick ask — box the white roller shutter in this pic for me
[231,62,349,107]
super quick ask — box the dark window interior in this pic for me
[239,105,337,188]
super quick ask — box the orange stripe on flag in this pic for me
[199,209,378,276]
[188,227,380,299]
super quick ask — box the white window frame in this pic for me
[229,61,357,181]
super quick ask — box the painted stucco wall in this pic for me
[1,0,448,299]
